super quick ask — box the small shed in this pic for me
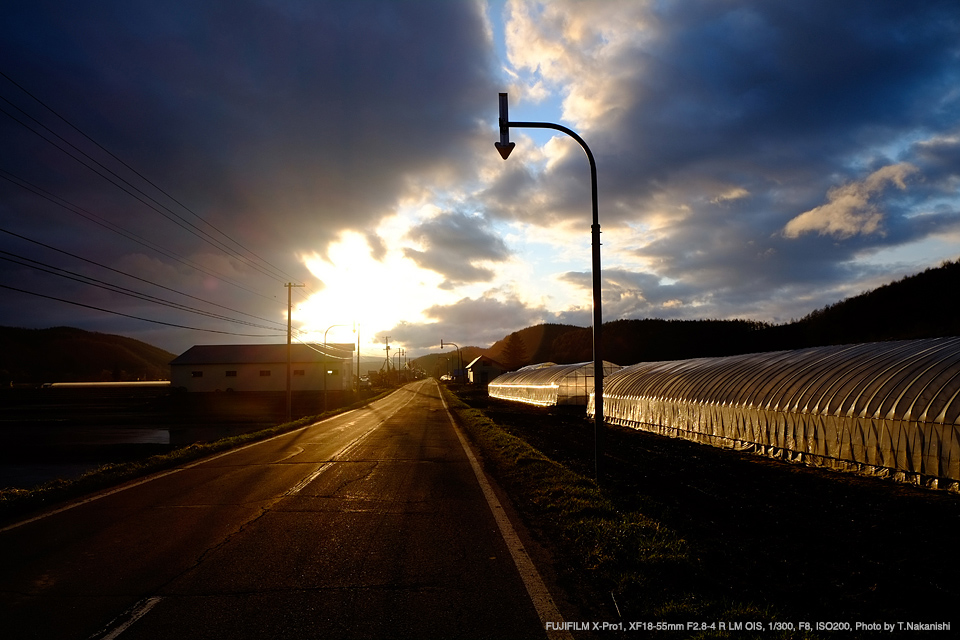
[170,343,354,393]
[488,361,622,406]
[466,355,506,385]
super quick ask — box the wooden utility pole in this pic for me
[285,282,304,421]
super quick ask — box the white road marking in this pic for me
[286,382,424,495]
[87,596,161,640]
[439,385,574,640]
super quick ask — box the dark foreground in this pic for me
[455,387,960,628]
[0,381,550,639]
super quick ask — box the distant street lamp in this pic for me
[395,348,404,383]
[324,324,352,412]
[496,92,605,482]
[440,340,462,384]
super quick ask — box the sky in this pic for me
[1,0,959,362]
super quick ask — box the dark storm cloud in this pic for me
[402,212,510,289]
[3,0,495,243]
[0,0,497,349]
[592,0,960,194]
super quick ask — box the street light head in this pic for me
[496,92,515,160]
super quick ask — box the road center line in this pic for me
[439,385,573,640]
[286,384,422,495]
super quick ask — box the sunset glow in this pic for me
[297,231,447,349]
[1,1,958,355]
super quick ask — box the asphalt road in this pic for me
[0,380,561,639]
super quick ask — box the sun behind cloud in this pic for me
[297,231,447,346]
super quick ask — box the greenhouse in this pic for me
[589,337,960,490]
[489,361,622,407]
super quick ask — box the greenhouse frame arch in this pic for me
[588,338,960,490]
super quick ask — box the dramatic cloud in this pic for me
[783,164,919,239]
[403,212,510,288]
[1,0,959,357]
[387,291,549,351]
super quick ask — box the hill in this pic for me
[0,326,175,384]
[484,323,583,367]
[430,258,960,372]
[414,346,486,379]
[776,259,960,348]
[549,318,772,365]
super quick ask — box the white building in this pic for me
[170,343,354,393]
[465,355,506,385]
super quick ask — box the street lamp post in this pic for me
[440,340,462,384]
[285,282,304,422]
[496,92,605,482]
[324,324,352,413]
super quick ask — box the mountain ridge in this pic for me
[0,326,174,384]
[417,258,960,371]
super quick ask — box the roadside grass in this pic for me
[0,390,391,524]
[443,385,810,639]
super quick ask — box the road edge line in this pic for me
[439,383,574,640]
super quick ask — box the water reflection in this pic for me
[0,422,272,489]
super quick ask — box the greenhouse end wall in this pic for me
[489,361,621,407]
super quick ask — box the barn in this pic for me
[170,343,354,393]
[589,337,960,490]
[465,355,506,385]
[489,361,622,407]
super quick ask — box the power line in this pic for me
[0,170,277,303]
[0,226,287,330]
[0,250,283,332]
[0,283,284,337]
[0,101,298,285]
[0,71,301,285]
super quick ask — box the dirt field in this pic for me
[456,387,960,627]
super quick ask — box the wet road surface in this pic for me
[0,380,561,639]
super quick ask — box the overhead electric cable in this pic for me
[292,336,359,358]
[0,251,283,331]
[0,170,277,302]
[0,226,288,330]
[0,70,305,285]
[0,283,284,337]
[0,102,297,285]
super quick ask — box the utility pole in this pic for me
[285,282,304,422]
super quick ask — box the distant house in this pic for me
[169,343,354,393]
[465,355,506,385]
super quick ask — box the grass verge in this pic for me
[0,390,392,524]
[443,385,810,639]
